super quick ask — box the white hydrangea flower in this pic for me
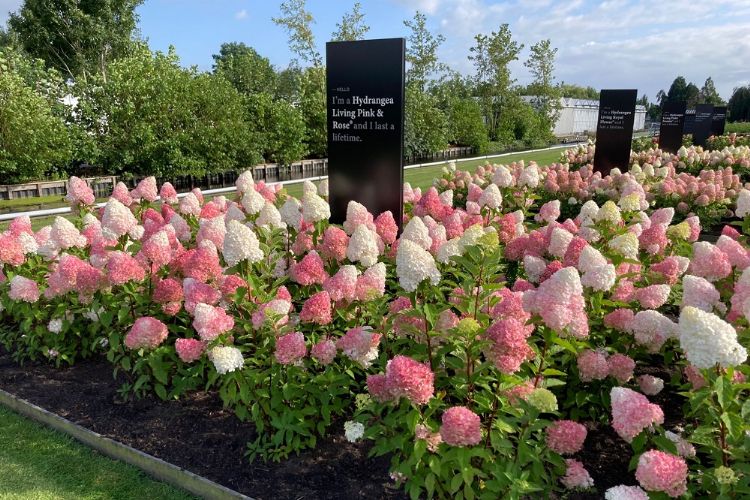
[736,189,750,218]
[594,200,622,224]
[510,210,525,224]
[679,306,747,369]
[437,238,461,264]
[236,170,255,194]
[478,184,502,209]
[518,164,539,188]
[101,199,139,240]
[492,165,513,187]
[581,263,616,292]
[302,192,331,223]
[677,146,688,158]
[618,193,641,212]
[438,189,453,207]
[344,421,365,442]
[128,224,145,241]
[608,232,639,260]
[241,189,265,215]
[318,179,329,197]
[256,202,285,229]
[524,255,547,283]
[604,484,649,500]
[578,200,599,224]
[48,318,63,334]
[681,275,720,312]
[458,224,485,252]
[223,220,263,267]
[396,239,441,292]
[548,227,573,258]
[343,201,373,235]
[82,213,100,229]
[279,198,303,230]
[401,217,432,250]
[577,245,608,274]
[303,180,317,196]
[208,346,245,374]
[16,232,38,255]
[224,203,246,225]
[50,216,86,249]
[578,225,600,243]
[346,226,379,267]
[631,310,678,352]
[178,192,202,216]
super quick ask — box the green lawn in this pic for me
[0,406,195,500]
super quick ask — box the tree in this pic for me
[275,65,303,102]
[212,42,276,96]
[78,46,258,179]
[727,86,750,122]
[403,12,446,90]
[559,83,598,100]
[665,76,689,103]
[273,0,321,67]
[0,26,17,48]
[331,2,369,42]
[447,98,488,153]
[404,85,447,158]
[0,71,72,183]
[246,93,307,165]
[699,77,723,105]
[524,39,561,134]
[298,66,327,157]
[685,83,700,108]
[8,0,143,81]
[470,24,523,141]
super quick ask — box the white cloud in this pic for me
[234,9,248,21]
[392,0,442,15]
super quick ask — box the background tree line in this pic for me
[1,0,747,185]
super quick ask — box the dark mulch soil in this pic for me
[0,350,401,500]
[0,348,688,499]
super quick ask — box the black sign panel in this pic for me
[692,104,714,147]
[683,109,696,135]
[711,106,727,136]
[326,38,405,228]
[658,101,686,153]
[593,89,637,174]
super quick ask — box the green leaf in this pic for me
[154,383,167,400]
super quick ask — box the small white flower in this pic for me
[208,346,245,375]
[48,318,63,334]
[344,421,365,443]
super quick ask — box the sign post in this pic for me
[711,105,727,137]
[658,101,687,153]
[326,38,406,229]
[593,89,637,174]
[692,104,714,147]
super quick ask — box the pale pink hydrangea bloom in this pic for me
[102,199,139,239]
[299,291,332,325]
[183,278,221,314]
[275,332,307,365]
[175,338,206,363]
[65,176,95,206]
[681,275,721,312]
[343,201,375,235]
[536,200,561,223]
[577,350,609,382]
[50,216,87,249]
[106,251,146,285]
[546,420,587,455]
[607,353,635,384]
[635,450,688,497]
[374,211,398,245]
[323,265,358,302]
[336,326,381,367]
[311,339,337,365]
[665,431,695,458]
[179,192,202,216]
[633,284,671,309]
[124,317,168,350]
[561,459,594,489]
[354,262,386,301]
[111,182,133,206]
[610,387,664,443]
[689,241,731,282]
[522,267,588,338]
[8,275,40,302]
[415,424,443,452]
[141,230,172,268]
[716,235,750,269]
[604,485,648,500]
[0,232,25,266]
[159,182,178,204]
[192,303,234,341]
[130,177,158,202]
[197,216,226,249]
[440,406,482,447]
[604,309,635,332]
[291,250,329,286]
[630,310,678,353]
[637,375,664,396]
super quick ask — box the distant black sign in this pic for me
[593,89,637,174]
[683,108,696,135]
[326,38,405,229]
[711,106,727,136]
[692,104,714,147]
[658,101,687,154]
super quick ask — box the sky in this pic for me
[1,0,750,101]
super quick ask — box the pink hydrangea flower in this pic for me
[192,304,234,341]
[290,252,330,289]
[716,235,750,269]
[607,353,635,383]
[111,182,133,206]
[577,350,609,382]
[611,387,664,443]
[175,338,206,363]
[219,274,248,299]
[8,275,40,302]
[299,291,332,325]
[65,176,95,206]
[336,327,381,367]
[131,176,158,202]
[638,375,664,396]
[183,278,221,314]
[384,355,434,405]
[45,254,88,298]
[311,339,337,365]
[561,459,594,489]
[635,450,688,497]
[343,201,375,235]
[184,246,223,283]
[523,267,588,338]
[604,309,635,331]
[536,200,561,223]
[124,317,168,350]
[318,227,350,262]
[484,318,535,374]
[275,332,307,365]
[141,230,172,268]
[159,182,178,204]
[374,211,398,245]
[689,242,731,282]
[633,284,671,309]
[323,265,358,303]
[366,373,392,402]
[546,420,587,455]
[440,406,481,447]
[354,262,386,301]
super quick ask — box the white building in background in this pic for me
[522,97,647,137]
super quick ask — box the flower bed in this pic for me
[1,167,750,498]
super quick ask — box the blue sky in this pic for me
[2,0,750,100]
